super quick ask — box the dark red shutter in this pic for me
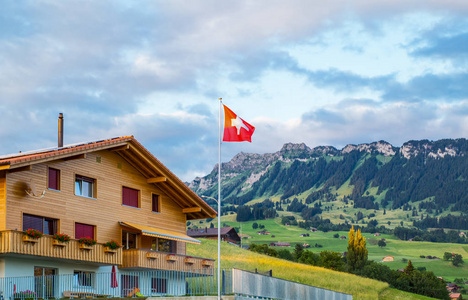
[75,223,94,239]
[23,214,43,232]
[48,168,59,190]
[123,187,139,208]
[152,194,159,212]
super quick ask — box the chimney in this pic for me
[58,113,64,148]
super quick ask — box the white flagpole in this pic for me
[218,97,222,300]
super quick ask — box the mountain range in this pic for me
[189,138,468,214]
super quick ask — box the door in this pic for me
[34,267,57,299]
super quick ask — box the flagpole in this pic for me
[218,97,222,300]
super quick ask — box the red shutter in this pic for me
[123,187,139,208]
[152,194,159,212]
[48,168,59,190]
[75,223,94,239]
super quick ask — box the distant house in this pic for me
[303,243,310,248]
[339,236,347,240]
[300,233,310,237]
[382,256,394,262]
[373,233,381,236]
[459,232,466,237]
[256,230,270,235]
[187,227,241,244]
[310,228,318,232]
[270,242,290,247]
[449,293,461,299]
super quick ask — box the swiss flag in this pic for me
[223,105,255,142]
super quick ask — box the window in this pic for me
[74,271,95,287]
[151,278,167,294]
[75,223,95,239]
[122,231,137,249]
[151,238,177,253]
[23,214,58,235]
[152,194,160,213]
[122,187,139,208]
[75,175,95,198]
[48,168,60,190]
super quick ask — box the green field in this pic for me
[187,238,437,300]
[193,216,468,283]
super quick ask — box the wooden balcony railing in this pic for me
[121,248,214,272]
[0,230,122,265]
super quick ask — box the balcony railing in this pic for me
[121,248,215,272]
[0,230,122,265]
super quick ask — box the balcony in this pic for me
[120,248,214,272]
[0,230,122,265]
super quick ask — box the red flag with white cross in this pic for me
[222,105,255,142]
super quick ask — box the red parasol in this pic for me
[111,266,118,288]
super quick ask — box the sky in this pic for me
[2,1,468,181]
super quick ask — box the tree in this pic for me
[252,222,258,229]
[404,260,414,273]
[443,252,452,261]
[347,226,368,272]
[319,250,344,271]
[209,222,214,228]
[452,254,464,267]
[293,243,304,261]
[277,249,294,261]
[378,240,386,248]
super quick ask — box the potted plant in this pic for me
[103,240,121,253]
[184,256,195,265]
[166,254,177,262]
[52,233,70,247]
[23,229,42,243]
[202,259,214,267]
[78,237,97,250]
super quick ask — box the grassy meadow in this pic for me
[193,216,468,283]
[187,238,437,300]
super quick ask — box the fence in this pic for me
[0,268,352,300]
[232,269,352,300]
[0,269,232,300]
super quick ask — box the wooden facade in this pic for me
[0,137,216,272]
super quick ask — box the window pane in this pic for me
[158,238,171,253]
[75,181,82,196]
[75,175,95,198]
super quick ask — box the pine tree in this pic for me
[347,226,368,272]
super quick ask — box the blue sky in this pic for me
[2,1,468,181]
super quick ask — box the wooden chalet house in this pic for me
[0,135,216,298]
[187,227,241,244]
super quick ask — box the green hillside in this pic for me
[187,239,437,300]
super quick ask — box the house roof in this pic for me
[0,136,216,220]
[187,227,237,237]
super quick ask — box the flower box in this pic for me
[202,260,214,267]
[146,252,159,259]
[166,254,177,262]
[185,257,195,265]
[22,235,39,243]
[52,240,67,247]
[79,244,93,250]
[104,247,117,254]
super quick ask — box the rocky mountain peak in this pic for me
[342,140,395,156]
